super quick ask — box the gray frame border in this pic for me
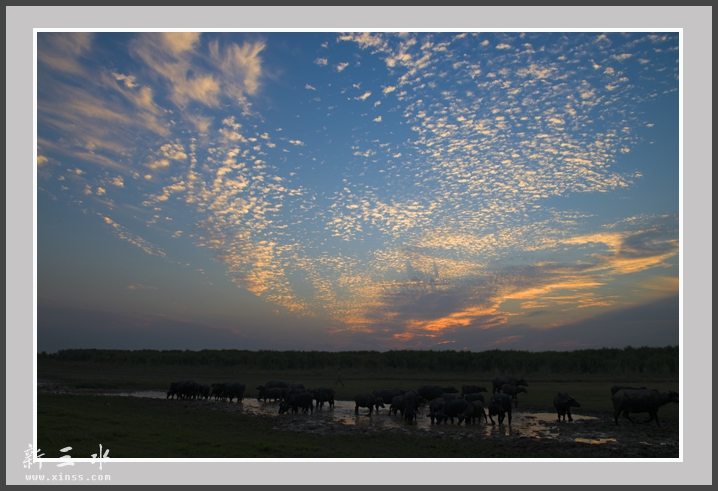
[7,6,712,485]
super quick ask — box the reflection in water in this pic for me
[103,391,602,440]
[575,438,618,445]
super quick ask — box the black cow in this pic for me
[264,380,289,389]
[355,393,383,416]
[492,376,528,394]
[224,382,246,403]
[612,389,678,427]
[167,382,179,399]
[426,398,445,424]
[460,400,488,424]
[440,398,470,425]
[390,394,405,416]
[403,391,421,425]
[501,384,528,407]
[461,385,488,397]
[256,385,283,403]
[553,392,581,422]
[372,388,406,407]
[464,392,485,404]
[311,387,336,409]
[488,393,513,426]
[280,391,314,414]
[610,385,647,397]
[210,383,227,401]
[417,385,447,401]
[198,385,211,400]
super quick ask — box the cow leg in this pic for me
[567,410,573,422]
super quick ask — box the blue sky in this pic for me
[36,31,680,352]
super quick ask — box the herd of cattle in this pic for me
[166,377,679,428]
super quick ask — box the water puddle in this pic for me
[575,437,618,444]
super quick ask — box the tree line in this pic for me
[39,346,679,375]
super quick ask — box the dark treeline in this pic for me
[39,346,679,375]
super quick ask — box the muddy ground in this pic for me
[38,383,679,458]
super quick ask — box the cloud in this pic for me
[373,116,382,122]
[148,159,170,170]
[113,72,138,88]
[355,91,371,101]
[126,283,158,290]
[314,57,328,66]
[37,32,94,76]
[335,62,349,72]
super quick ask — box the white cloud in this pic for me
[148,159,170,170]
[113,72,138,88]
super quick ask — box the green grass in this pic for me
[37,394,527,458]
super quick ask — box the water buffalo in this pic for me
[501,384,528,407]
[168,380,200,400]
[488,393,513,426]
[610,385,647,397]
[311,387,336,409]
[492,376,528,394]
[283,391,314,414]
[256,385,283,403]
[460,400,488,424]
[441,392,460,402]
[461,385,488,397]
[464,392,485,404]
[426,398,445,424]
[372,388,406,407]
[553,392,581,422]
[403,391,421,425]
[167,382,180,399]
[440,398,470,425]
[263,380,289,389]
[390,394,405,416]
[418,385,455,401]
[612,389,678,427]
[355,393,384,416]
[210,383,227,401]
[199,385,211,400]
[224,382,246,403]
[284,388,309,405]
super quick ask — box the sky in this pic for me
[35,30,681,353]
